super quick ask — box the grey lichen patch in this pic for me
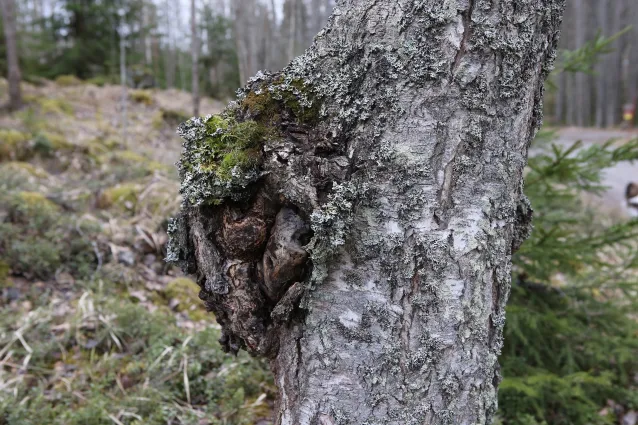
[165,211,195,274]
[511,194,533,254]
[307,181,368,285]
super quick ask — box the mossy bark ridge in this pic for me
[168,0,565,423]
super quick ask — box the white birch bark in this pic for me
[169,1,565,424]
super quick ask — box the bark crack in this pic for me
[451,0,475,76]
[399,270,420,373]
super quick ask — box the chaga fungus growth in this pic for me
[167,72,348,358]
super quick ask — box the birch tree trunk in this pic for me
[168,1,565,424]
[163,0,176,88]
[574,0,588,126]
[191,0,200,116]
[0,0,22,111]
[595,0,609,128]
[605,0,624,127]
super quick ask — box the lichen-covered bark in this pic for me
[168,0,565,424]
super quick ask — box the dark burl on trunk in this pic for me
[167,73,339,357]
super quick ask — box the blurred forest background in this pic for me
[0,1,637,425]
[0,0,335,100]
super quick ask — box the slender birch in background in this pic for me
[0,0,22,111]
[118,8,128,146]
[191,0,200,116]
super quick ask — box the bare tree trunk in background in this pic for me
[169,1,565,423]
[232,0,258,84]
[151,7,160,80]
[119,10,128,146]
[176,4,188,91]
[266,0,279,71]
[555,71,565,125]
[563,0,576,126]
[232,0,248,84]
[595,0,609,127]
[574,0,591,126]
[605,0,625,127]
[287,0,297,62]
[191,0,200,116]
[164,0,176,88]
[143,2,152,67]
[628,1,638,110]
[0,0,22,111]
[620,0,637,110]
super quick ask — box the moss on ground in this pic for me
[0,291,276,425]
[36,97,74,115]
[55,74,82,86]
[0,129,31,161]
[154,108,190,129]
[163,277,208,320]
[0,190,98,279]
[0,81,277,425]
[2,161,49,178]
[130,89,154,105]
[96,183,140,210]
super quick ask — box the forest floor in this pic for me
[0,77,275,425]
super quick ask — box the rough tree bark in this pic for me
[0,0,22,111]
[168,1,564,424]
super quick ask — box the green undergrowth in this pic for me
[498,135,638,425]
[0,289,275,425]
[499,283,638,425]
[0,190,100,280]
[153,108,190,129]
[129,89,154,106]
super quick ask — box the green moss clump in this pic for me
[97,150,169,177]
[163,277,208,320]
[129,89,154,105]
[177,115,270,206]
[33,131,75,156]
[154,108,190,129]
[0,260,10,284]
[0,129,31,161]
[55,74,82,86]
[97,183,140,210]
[0,190,98,279]
[36,97,74,115]
[3,162,49,178]
[15,191,58,213]
[86,75,109,86]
